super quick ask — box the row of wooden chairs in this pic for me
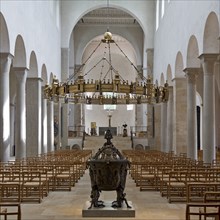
[0,149,92,204]
[122,150,220,204]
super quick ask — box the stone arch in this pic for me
[29,51,38,77]
[73,30,141,67]
[160,73,165,85]
[135,144,144,150]
[186,35,200,68]
[66,4,145,45]
[0,12,10,53]
[82,40,137,83]
[49,72,54,84]
[13,35,27,67]
[174,51,184,77]
[72,144,81,150]
[41,64,48,86]
[203,12,220,53]
[166,64,173,85]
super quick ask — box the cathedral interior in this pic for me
[0,0,220,219]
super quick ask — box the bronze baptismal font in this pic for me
[87,130,131,209]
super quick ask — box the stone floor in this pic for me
[7,136,188,219]
[18,168,187,220]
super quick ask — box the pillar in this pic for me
[10,103,15,156]
[161,102,168,152]
[199,54,218,163]
[42,97,48,153]
[61,48,69,148]
[54,101,61,149]
[47,100,54,152]
[14,67,28,160]
[184,68,199,160]
[153,104,161,151]
[167,86,173,153]
[26,77,42,157]
[173,77,187,155]
[0,53,13,162]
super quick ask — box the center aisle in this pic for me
[21,159,186,219]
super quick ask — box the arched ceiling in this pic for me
[76,7,141,28]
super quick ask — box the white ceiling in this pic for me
[76,7,140,27]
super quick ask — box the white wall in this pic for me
[85,104,135,135]
[1,0,61,79]
[153,0,220,80]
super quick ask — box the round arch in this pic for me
[186,35,200,68]
[29,51,38,78]
[0,12,10,53]
[72,27,143,67]
[166,64,173,85]
[203,12,220,53]
[64,2,148,47]
[41,64,48,85]
[175,52,184,77]
[49,72,54,84]
[76,33,139,66]
[160,73,165,85]
[13,35,26,68]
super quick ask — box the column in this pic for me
[74,104,81,136]
[167,86,174,153]
[42,97,48,153]
[47,100,54,152]
[14,67,28,160]
[161,102,168,152]
[61,48,69,148]
[0,53,13,162]
[184,68,199,160]
[54,101,61,150]
[26,77,42,157]
[135,104,144,128]
[153,104,161,151]
[199,54,218,163]
[172,77,187,156]
[10,103,15,156]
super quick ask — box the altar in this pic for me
[99,127,117,136]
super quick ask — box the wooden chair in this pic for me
[186,203,220,220]
[21,171,47,203]
[0,202,21,220]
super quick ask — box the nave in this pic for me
[1,135,220,220]
[20,164,186,220]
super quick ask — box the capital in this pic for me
[0,52,14,60]
[183,67,200,84]
[198,53,219,75]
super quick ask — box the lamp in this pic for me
[44,12,169,105]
